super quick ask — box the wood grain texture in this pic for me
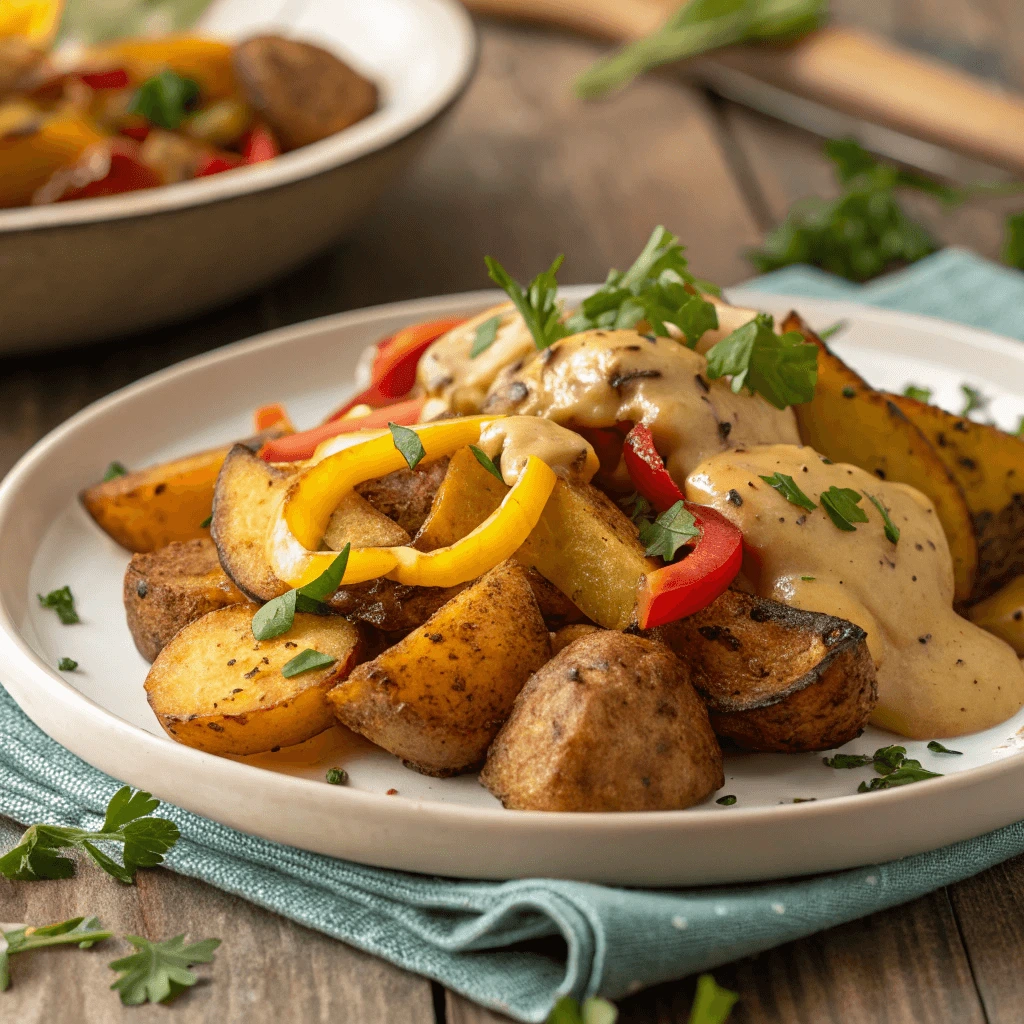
[448,991,517,1023]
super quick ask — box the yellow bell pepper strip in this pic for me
[0,0,63,43]
[89,37,236,100]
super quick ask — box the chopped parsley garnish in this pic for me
[638,500,700,561]
[927,740,963,755]
[716,795,737,806]
[109,934,220,1005]
[326,767,349,785]
[469,444,505,483]
[902,384,932,404]
[825,745,944,792]
[867,493,900,544]
[57,657,78,672]
[1,916,112,992]
[389,422,426,470]
[818,321,846,341]
[485,255,568,351]
[759,472,816,512]
[0,786,179,884]
[819,486,868,532]
[251,545,350,641]
[469,315,502,358]
[281,648,336,678]
[871,744,908,775]
[858,764,942,791]
[960,384,990,418]
[199,513,212,529]
[38,586,79,624]
[128,70,200,130]
[822,753,873,769]
[705,313,818,410]
[620,491,654,525]
[103,461,128,481]
[800,575,815,582]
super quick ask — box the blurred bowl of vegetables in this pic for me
[0,0,476,354]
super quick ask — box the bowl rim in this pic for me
[0,0,477,235]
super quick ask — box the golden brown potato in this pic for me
[355,458,449,537]
[146,604,362,755]
[124,538,243,662]
[416,446,655,629]
[327,560,551,776]
[233,35,377,151]
[968,574,1024,655]
[888,393,1024,600]
[323,491,410,551]
[650,589,877,753]
[786,312,978,603]
[481,631,724,812]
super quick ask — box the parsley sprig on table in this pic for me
[109,934,221,1005]
[0,787,179,884]
[1,916,112,992]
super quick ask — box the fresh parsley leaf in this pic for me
[326,767,348,785]
[1004,211,1024,270]
[927,740,963,755]
[469,444,505,483]
[546,995,618,1024]
[688,973,739,1024]
[485,255,569,351]
[822,753,873,769]
[0,786,179,884]
[716,795,737,806]
[57,657,78,671]
[867,493,900,544]
[705,313,818,409]
[103,461,128,481]
[389,422,426,470]
[109,934,220,1005]
[759,472,816,512]
[252,546,351,641]
[817,320,846,341]
[37,586,79,624]
[639,500,700,561]
[819,486,868,532]
[620,491,654,525]
[902,383,932,404]
[128,70,200,130]
[282,648,336,678]
[199,513,212,529]
[800,575,815,581]
[858,764,943,791]
[960,384,989,418]
[470,315,502,358]
[1,917,112,992]
[871,744,908,776]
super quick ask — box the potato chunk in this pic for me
[327,560,551,776]
[651,589,877,752]
[146,604,362,755]
[124,538,243,662]
[481,631,723,811]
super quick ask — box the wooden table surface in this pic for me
[4,3,1024,1021]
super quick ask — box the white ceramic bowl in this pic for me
[0,0,476,354]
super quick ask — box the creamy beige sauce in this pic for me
[686,444,1024,738]
[482,329,800,488]
[477,416,599,487]
[693,296,760,355]
[417,303,537,415]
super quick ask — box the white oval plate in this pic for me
[2,287,1024,887]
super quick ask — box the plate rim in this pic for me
[2,287,1024,882]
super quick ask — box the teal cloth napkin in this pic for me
[3,248,1024,1023]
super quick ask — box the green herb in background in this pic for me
[547,995,619,1024]
[688,974,740,1024]
[960,384,990,418]
[389,422,426,470]
[1,917,112,992]
[1004,212,1024,270]
[0,787,179,884]
[470,315,502,358]
[902,384,933,404]
[639,500,701,560]
[102,461,128,482]
[37,586,79,625]
[575,0,826,99]
[486,255,569,351]
[817,320,846,340]
[129,70,200,130]
[109,934,220,1005]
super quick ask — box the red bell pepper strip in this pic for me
[636,505,743,628]
[79,68,130,89]
[622,422,743,628]
[119,124,150,142]
[56,142,161,202]
[260,397,425,463]
[195,151,242,177]
[242,124,280,164]
[326,317,466,422]
[254,403,294,433]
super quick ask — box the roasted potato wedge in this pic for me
[968,574,1024,655]
[146,604,363,755]
[416,446,655,629]
[481,631,724,812]
[124,538,243,662]
[888,393,1024,600]
[324,491,411,551]
[786,312,978,603]
[355,458,449,537]
[650,589,877,753]
[328,560,551,776]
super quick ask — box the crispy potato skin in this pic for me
[969,575,1024,655]
[650,589,877,753]
[328,560,551,777]
[146,605,362,756]
[124,538,243,662]
[481,632,724,812]
[233,35,377,151]
[786,312,978,603]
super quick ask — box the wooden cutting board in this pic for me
[463,0,1024,174]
